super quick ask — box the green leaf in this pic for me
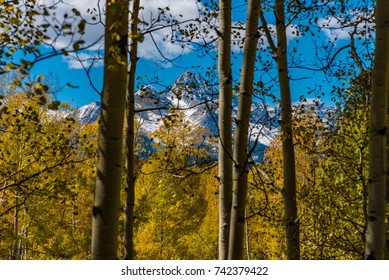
[48,100,61,110]
[73,40,85,51]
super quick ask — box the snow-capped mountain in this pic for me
[73,101,101,124]
[74,71,220,129]
[139,71,219,134]
[73,71,334,161]
[73,71,276,152]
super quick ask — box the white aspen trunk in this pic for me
[228,0,261,260]
[92,0,129,260]
[365,0,389,260]
[21,205,28,260]
[275,0,300,260]
[217,0,233,260]
[124,0,140,260]
[11,198,19,260]
[245,204,251,260]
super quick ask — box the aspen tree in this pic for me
[124,0,141,260]
[92,0,129,260]
[228,0,261,260]
[217,0,233,260]
[275,0,300,260]
[365,0,389,260]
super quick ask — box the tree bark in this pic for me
[11,197,19,260]
[275,0,300,260]
[228,0,261,260]
[124,0,140,260]
[217,0,233,260]
[386,44,389,261]
[386,87,389,260]
[365,0,389,260]
[92,0,129,260]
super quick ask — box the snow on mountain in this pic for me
[72,71,278,148]
[74,101,101,124]
[134,85,166,132]
[166,70,218,103]
[73,71,339,161]
[163,70,218,131]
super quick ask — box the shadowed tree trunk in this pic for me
[217,0,233,260]
[386,86,389,259]
[124,0,141,260]
[259,0,300,259]
[228,0,261,260]
[92,0,129,260]
[275,0,300,260]
[365,0,389,260]
[386,77,389,260]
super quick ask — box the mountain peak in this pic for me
[167,71,217,104]
[137,85,159,96]
[75,101,101,123]
[173,71,217,96]
[89,101,101,107]
[174,70,204,87]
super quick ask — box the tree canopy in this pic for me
[0,0,387,261]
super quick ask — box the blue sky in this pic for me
[27,0,373,108]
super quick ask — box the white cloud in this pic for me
[39,0,205,67]
[286,24,301,40]
[38,0,105,50]
[317,8,374,42]
[231,22,301,53]
[317,17,351,40]
[63,52,103,69]
[138,0,206,60]
[40,0,303,69]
